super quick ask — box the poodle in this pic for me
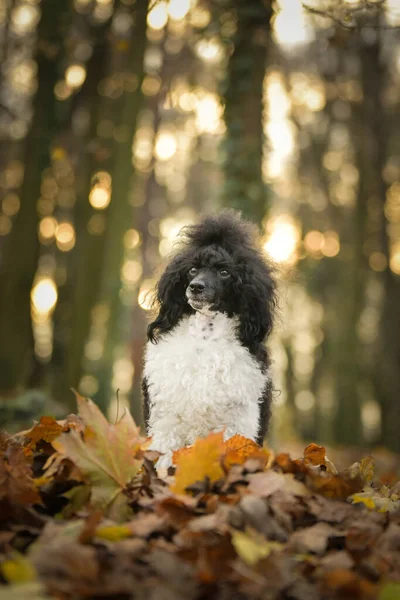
[142,210,277,469]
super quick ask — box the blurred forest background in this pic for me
[0,0,400,454]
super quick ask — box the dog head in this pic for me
[147,210,277,351]
[185,245,236,313]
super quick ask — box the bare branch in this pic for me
[302,1,400,30]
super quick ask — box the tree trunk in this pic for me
[51,18,115,408]
[221,0,273,223]
[0,0,71,395]
[95,0,149,412]
[333,33,386,445]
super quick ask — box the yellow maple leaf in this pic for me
[172,431,225,495]
[1,552,37,584]
[351,494,377,510]
[51,392,147,508]
[95,524,132,541]
[231,529,283,566]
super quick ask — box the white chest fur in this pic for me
[144,311,268,463]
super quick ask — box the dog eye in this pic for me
[189,267,197,276]
[219,269,229,277]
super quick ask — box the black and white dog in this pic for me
[142,210,277,469]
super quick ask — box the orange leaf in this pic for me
[172,432,225,495]
[25,416,63,448]
[303,443,327,466]
[222,435,273,469]
[274,453,295,473]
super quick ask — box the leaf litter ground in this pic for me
[0,394,399,600]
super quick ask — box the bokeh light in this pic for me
[31,278,58,315]
[39,217,57,241]
[264,215,301,264]
[65,65,87,89]
[168,0,191,20]
[55,222,76,251]
[0,215,12,236]
[11,4,40,35]
[2,194,20,216]
[390,244,400,275]
[147,1,168,30]
[124,228,141,249]
[155,131,177,161]
[138,279,156,311]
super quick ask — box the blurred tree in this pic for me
[95,0,149,412]
[0,0,71,395]
[221,0,273,223]
[51,13,115,408]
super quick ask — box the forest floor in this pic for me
[0,394,399,600]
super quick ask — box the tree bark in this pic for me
[94,0,149,412]
[221,0,273,223]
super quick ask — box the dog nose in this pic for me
[189,281,205,294]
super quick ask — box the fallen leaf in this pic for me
[1,552,37,584]
[128,513,167,537]
[25,416,63,448]
[320,568,378,599]
[248,470,310,498]
[274,452,296,473]
[303,443,326,466]
[351,494,377,510]
[350,486,400,513]
[289,522,344,555]
[307,470,363,500]
[319,550,354,572]
[231,528,283,566]
[51,393,147,507]
[222,435,274,469]
[360,456,375,484]
[61,485,91,518]
[172,432,225,495]
[95,524,132,541]
[0,582,49,600]
[0,442,41,511]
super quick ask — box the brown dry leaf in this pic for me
[308,470,363,500]
[172,431,225,495]
[248,470,310,498]
[289,522,344,555]
[155,495,196,526]
[29,538,99,596]
[320,568,378,599]
[25,417,63,448]
[0,442,41,511]
[51,392,148,508]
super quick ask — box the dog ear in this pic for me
[147,257,189,343]
[237,259,277,351]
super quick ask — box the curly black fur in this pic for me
[147,210,277,353]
